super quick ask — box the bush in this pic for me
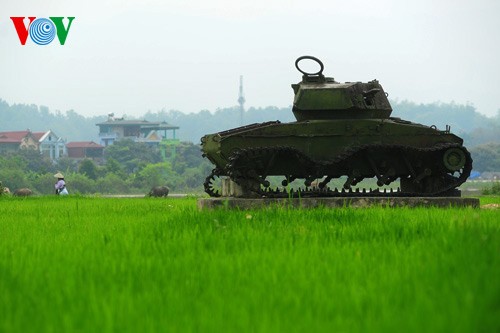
[482,182,500,195]
[32,173,58,195]
[78,159,99,180]
[0,169,31,191]
[96,174,131,194]
[137,162,173,189]
[175,167,205,191]
[65,173,96,194]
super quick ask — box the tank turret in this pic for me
[292,56,392,121]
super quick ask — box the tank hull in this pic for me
[201,118,471,197]
[202,118,463,171]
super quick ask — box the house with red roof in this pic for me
[66,141,104,159]
[0,130,39,152]
[0,130,66,160]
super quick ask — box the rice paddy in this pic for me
[0,196,498,332]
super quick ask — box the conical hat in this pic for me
[54,172,64,178]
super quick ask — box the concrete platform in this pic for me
[197,196,480,210]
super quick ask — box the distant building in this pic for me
[0,130,66,160]
[96,115,180,160]
[96,118,179,145]
[0,131,37,152]
[66,141,104,159]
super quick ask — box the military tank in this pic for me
[201,56,472,198]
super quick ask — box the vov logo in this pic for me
[10,17,75,45]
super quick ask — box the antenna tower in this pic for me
[237,75,245,125]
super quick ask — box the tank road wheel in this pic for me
[443,147,467,172]
[204,168,223,197]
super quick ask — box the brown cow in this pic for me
[13,188,33,197]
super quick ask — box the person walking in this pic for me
[54,172,69,195]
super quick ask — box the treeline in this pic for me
[390,101,500,147]
[0,99,106,142]
[2,97,499,146]
[1,98,500,174]
[0,140,212,195]
[142,102,500,147]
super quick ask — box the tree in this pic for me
[104,139,162,173]
[78,159,99,180]
[6,149,54,174]
[137,162,173,189]
[176,167,206,191]
[172,142,210,174]
[104,158,127,179]
[0,169,30,191]
[65,173,96,194]
[31,173,57,195]
[96,173,130,194]
[469,143,500,172]
[55,157,79,174]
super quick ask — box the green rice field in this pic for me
[0,196,499,332]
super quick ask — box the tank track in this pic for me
[207,143,472,198]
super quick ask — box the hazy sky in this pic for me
[0,0,499,118]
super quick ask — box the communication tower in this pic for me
[237,75,245,125]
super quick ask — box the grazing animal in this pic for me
[13,188,33,197]
[148,186,170,197]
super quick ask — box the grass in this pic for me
[0,196,499,333]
